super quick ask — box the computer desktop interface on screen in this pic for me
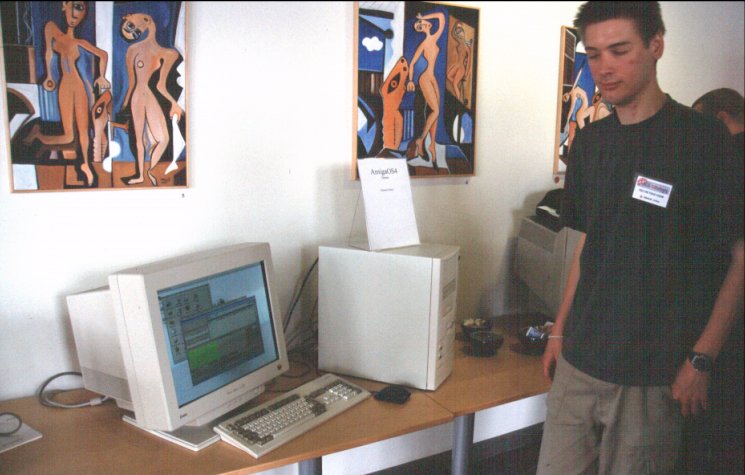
[157,262,280,407]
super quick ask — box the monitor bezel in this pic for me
[109,243,289,431]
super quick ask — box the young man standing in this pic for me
[537,2,744,474]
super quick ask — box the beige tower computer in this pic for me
[318,243,459,390]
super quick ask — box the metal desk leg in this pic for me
[452,413,475,475]
[299,457,321,475]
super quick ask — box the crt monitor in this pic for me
[67,242,289,441]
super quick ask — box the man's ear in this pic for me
[716,111,735,132]
[649,33,664,60]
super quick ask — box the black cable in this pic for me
[285,319,318,354]
[287,296,318,345]
[283,258,319,333]
[286,320,313,348]
[0,412,23,436]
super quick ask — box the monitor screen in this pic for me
[157,262,280,407]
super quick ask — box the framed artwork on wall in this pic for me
[553,25,612,183]
[354,1,479,179]
[0,1,187,192]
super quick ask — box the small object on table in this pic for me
[464,330,504,357]
[0,413,42,455]
[512,322,555,355]
[374,385,411,404]
[460,318,493,340]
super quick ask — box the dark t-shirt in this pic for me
[735,131,744,160]
[561,97,744,386]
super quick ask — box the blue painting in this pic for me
[554,26,612,180]
[1,1,187,191]
[355,1,479,177]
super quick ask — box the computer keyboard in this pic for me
[214,373,371,458]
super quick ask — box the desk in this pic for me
[0,381,451,475]
[430,333,551,475]
[0,337,549,474]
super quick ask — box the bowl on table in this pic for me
[460,318,493,340]
[465,330,504,357]
[515,323,554,355]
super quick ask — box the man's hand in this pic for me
[671,361,710,416]
[542,338,562,380]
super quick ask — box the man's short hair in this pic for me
[574,1,666,46]
[693,88,745,123]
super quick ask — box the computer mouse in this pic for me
[374,385,411,404]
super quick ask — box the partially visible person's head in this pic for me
[574,1,665,46]
[693,88,744,128]
[414,18,433,34]
[452,22,465,40]
[62,1,87,28]
[121,13,153,42]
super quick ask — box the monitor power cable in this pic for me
[37,371,109,409]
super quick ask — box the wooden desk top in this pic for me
[428,328,551,416]
[0,326,549,474]
[0,377,452,475]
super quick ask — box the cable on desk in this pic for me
[37,371,109,409]
[0,412,23,436]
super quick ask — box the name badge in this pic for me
[632,174,673,208]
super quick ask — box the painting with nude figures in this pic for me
[553,26,612,183]
[0,1,187,192]
[355,1,479,178]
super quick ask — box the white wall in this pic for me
[1,1,743,405]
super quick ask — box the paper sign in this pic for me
[357,159,420,251]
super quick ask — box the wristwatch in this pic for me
[688,352,713,372]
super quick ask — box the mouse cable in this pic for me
[37,371,109,409]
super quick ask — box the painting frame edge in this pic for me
[553,25,571,184]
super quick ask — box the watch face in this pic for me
[690,353,712,372]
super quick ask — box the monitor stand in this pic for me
[122,414,219,451]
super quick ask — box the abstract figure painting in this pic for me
[553,26,612,181]
[355,1,479,178]
[0,1,187,192]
